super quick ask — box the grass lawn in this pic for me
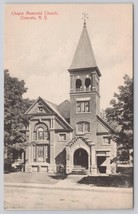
[4,172,63,185]
[4,167,133,188]
[78,167,133,188]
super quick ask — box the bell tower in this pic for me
[68,19,101,143]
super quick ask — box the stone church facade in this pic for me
[24,21,117,175]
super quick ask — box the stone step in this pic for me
[72,166,88,175]
[73,167,86,170]
[71,170,88,175]
[74,165,86,169]
[72,168,86,172]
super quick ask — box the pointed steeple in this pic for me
[69,21,97,70]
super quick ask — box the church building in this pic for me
[24,20,117,175]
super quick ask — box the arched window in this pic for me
[77,122,90,133]
[33,123,49,140]
[76,79,82,91]
[77,122,83,132]
[37,127,44,140]
[85,78,91,91]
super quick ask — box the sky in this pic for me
[4,4,133,109]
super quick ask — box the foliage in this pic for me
[78,173,133,187]
[105,75,133,160]
[4,70,34,156]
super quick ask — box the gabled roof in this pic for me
[67,136,91,147]
[97,115,114,133]
[25,97,73,131]
[57,100,70,119]
[44,99,72,129]
[69,24,97,70]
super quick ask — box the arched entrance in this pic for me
[74,148,88,169]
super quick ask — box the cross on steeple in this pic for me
[82,13,88,27]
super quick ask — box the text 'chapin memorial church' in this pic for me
[24,19,117,175]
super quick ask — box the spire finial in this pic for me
[82,13,88,27]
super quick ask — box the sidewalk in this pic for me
[4,180,133,194]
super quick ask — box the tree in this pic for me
[105,74,133,160]
[4,70,34,160]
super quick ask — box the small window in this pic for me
[77,102,81,112]
[59,133,66,141]
[85,78,91,90]
[84,101,89,112]
[76,101,90,113]
[103,137,110,144]
[77,123,83,132]
[77,122,90,133]
[84,122,90,132]
[76,79,82,91]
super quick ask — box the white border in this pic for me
[0,1,137,214]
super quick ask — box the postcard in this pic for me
[4,4,133,210]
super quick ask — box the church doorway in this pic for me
[73,148,88,169]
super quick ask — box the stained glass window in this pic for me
[38,127,44,140]
[33,124,49,141]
